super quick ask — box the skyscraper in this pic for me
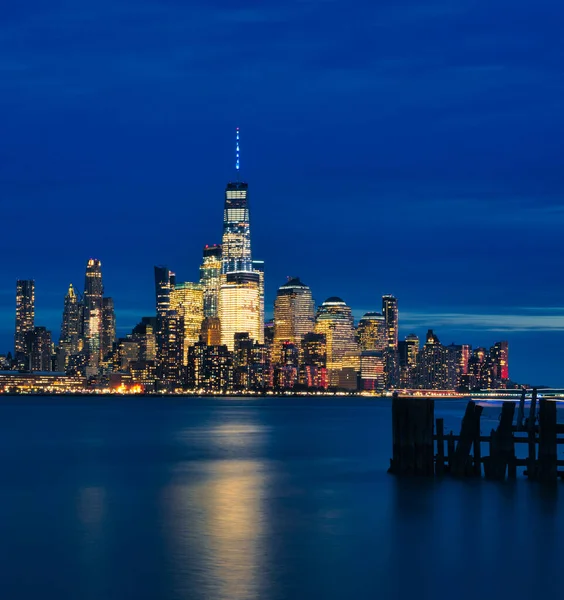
[252,259,265,340]
[154,266,176,318]
[219,272,261,351]
[273,277,315,363]
[221,129,252,275]
[382,295,399,349]
[314,297,359,387]
[200,245,222,318]
[59,283,81,359]
[101,297,116,360]
[15,279,35,358]
[217,129,263,347]
[382,294,399,388]
[82,259,104,374]
[356,312,387,352]
[154,265,176,373]
[170,282,204,364]
[27,326,52,372]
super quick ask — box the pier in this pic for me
[389,389,564,482]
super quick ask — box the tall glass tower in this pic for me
[218,128,264,346]
[221,128,252,274]
[59,283,80,357]
[221,181,252,274]
[273,277,315,363]
[15,279,35,356]
[82,259,104,373]
[200,244,222,318]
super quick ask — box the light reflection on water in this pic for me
[162,460,268,600]
[0,396,561,600]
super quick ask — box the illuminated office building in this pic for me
[28,326,52,372]
[360,351,386,391]
[356,312,386,351]
[301,332,328,389]
[219,271,261,351]
[273,277,315,363]
[15,279,35,358]
[200,316,222,346]
[59,283,80,359]
[382,295,399,388]
[131,320,156,362]
[314,297,359,386]
[222,179,251,274]
[82,259,104,374]
[188,342,232,391]
[170,282,204,365]
[157,310,184,388]
[200,244,222,318]
[490,341,509,383]
[154,265,176,372]
[252,260,265,339]
[398,333,419,387]
[101,297,116,360]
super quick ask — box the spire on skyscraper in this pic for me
[236,127,240,180]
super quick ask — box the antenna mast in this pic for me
[236,127,240,181]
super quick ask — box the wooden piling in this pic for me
[389,396,435,476]
[527,388,538,480]
[537,399,557,483]
[485,402,515,480]
[516,388,526,431]
[451,401,483,477]
[436,418,445,476]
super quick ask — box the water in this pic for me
[0,396,561,600]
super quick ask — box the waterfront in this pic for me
[0,396,562,600]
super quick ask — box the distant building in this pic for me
[15,279,35,364]
[382,295,399,388]
[219,272,261,351]
[170,282,204,364]
[59,283,81,361]
[360,351,386,391]
[101,297,116,361]
[82,259,104,375]
[188,342,232,392]
[27,326,52,372]
[398,333,419,387]
[314,297,359,387]
[200,316,222,346]
[301,332,328,389]
[200,244,222,318]
[356,312,386,352]
[273,277,315,364]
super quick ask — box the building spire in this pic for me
[236,127,240,181]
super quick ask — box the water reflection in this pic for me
[163,417,269,600]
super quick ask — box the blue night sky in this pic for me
[1,0,563,384]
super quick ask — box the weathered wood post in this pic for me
[436,418,445,476]
[516,388,526,431]
[389,395,435,476]
[537,399,557,483]
[484,402,515,480]
[451,401,483,477]
[526,388,538,480]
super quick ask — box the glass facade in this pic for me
[15,279,35,357]
[200,244,222,318]
[219,272,261,351]
[170,282,204,365]
[222,182,252,274]
[314,297,359,386]
[82,259,104,374]
[273,277,315,363]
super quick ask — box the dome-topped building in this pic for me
[272,277,315,363]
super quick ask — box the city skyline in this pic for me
[1,1,563,384]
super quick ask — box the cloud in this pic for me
[399,310,564,332]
